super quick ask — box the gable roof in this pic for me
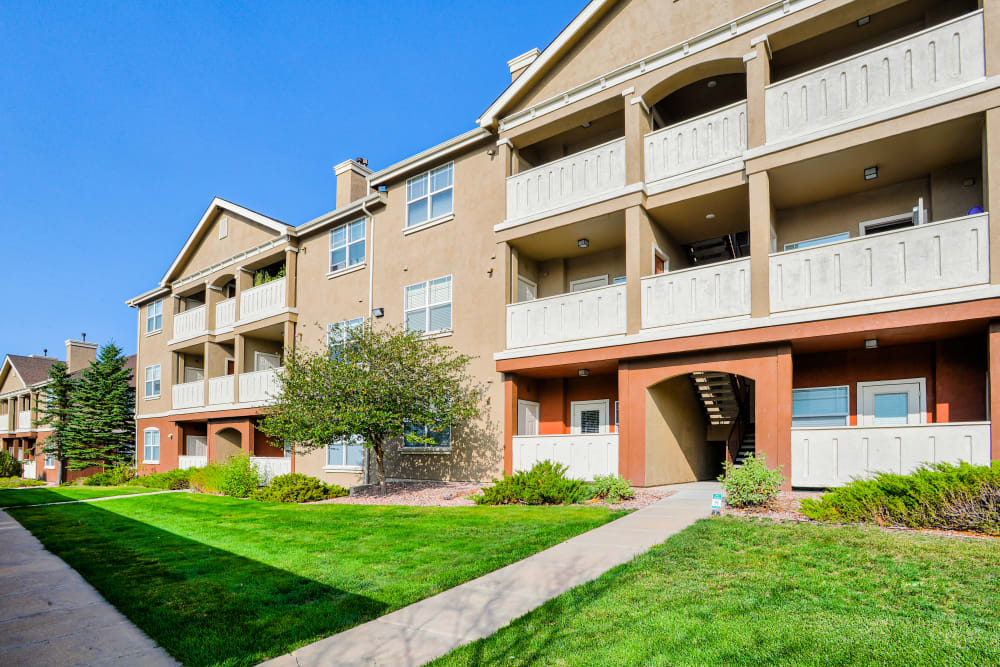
[6,355,61,386]
[160,197,294,286]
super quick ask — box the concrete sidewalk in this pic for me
[0,511,177,666]
[261,481,720,667]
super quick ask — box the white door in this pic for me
[858,379,925,426]
[184,367,204,383]
[254,352,281,371]
[517,400,540,436]
[517,276,537,302]
[186,435,208,457]
[570,275,609,292]
[571,400,609,434]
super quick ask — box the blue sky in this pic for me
[0,0,578,358]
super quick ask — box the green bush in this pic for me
[219,456,261,498]
[129,468,192,490]
[474,460,588,506]
[189,463,226,494]
[82,466,135,487]
[588,474,635,503]
[252,473,348,503]
[718,454,784,508]
[0,476,45,488]
[801,462,1000,535]
[0,451,23,478]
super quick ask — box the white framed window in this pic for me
[330,218,365,273]
[144,365,161,398]
[613,275,627,285]
[784,232,850,251]
[406,163,453,228]
[792,386,849,427]
[571,400,610,434]
[326,436,364,469]
[143,428,160,463]
[44,453,56,469]
[570,275,609,292]
[857,378,926,426]
[404,423,452,449]
[405,276,452,334]
[146,300,163,334]
[328,318,364,352]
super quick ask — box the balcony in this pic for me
[208,375,235,405]
[641,258,751,329]
[507,283,626,349]
[173,304,207,340]
[791,422,990,487]
[505,137,626,224]
[240,277,287,323]
[252,456,291,484]
[16,411,31,430]
[644,101,747,188]
[178,455,208,470]
[512,434,619,482]
[172,381,205,410]
[216,297,236,330]
[766,11,985,145]
[769,213,988,313]
[238,368,281,403]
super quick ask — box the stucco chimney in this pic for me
[334,159,373,209]
[508,48,540,82]
[65,339,98,373]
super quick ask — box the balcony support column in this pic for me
[985,0,1000,76]
[624,94,651,184]
[625,205,654,334]
[748,170,775,318]
[283,320,296,355]
[505,242,520,306]
[284,248,297,309]
[233,333,244,404]
[990,322,1000,461]
[205,281,221,331]
[236,267,254,322]
[985,108,1000,284]
[744,37,771,149]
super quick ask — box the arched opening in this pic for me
[648,72,746,132]
[646,371,754,485]
[209,273,237,299]
[215,427,243,462]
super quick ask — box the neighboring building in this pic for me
[129,0,1000,489]
[0,339,135,483]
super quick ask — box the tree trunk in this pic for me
[374,442,387,496]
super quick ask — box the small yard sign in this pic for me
[711,493,723,515]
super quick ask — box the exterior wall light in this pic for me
[578,368,590,377]
[864,166,878,181]
[372,307,385,318]
[857,15,870,26]
[577,238,590,249]
[865,338,878,349]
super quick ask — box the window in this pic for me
[784,232,850,251]
[45,453,56,469]
[219,216,229,239]
[144,365,161,398]
[792,386,849,427]
[570,275,609,292]
[404,423,451,449]
[406,163,453,228]
[330,218,365,273]
[329,317,364,346]
[143,428,160,463]
[405,276,452,334]
[146,300,163,333]
[326,436,364,468]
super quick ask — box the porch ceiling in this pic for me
[646,184,749,244]
[514,359,618,379]
[512,211,625,261]
[789,317,987,355]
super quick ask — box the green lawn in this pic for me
[433,517,1000,666]
[7,492,623,666]
[0,485,159,508]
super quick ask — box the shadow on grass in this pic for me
[0,487,153,508]
[7,501,385,667]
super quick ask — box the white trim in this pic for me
[404,274,454,336]
[858,211,918,236]
[370,129,490,187]
[402,213,454,236]
[517,399,541,436]
[405,163,454,230]
[643,158,744,197]
[400,447,452,455]
[570,399,610,435]
[329,216,366,274]
[857,378,927,426]
[494,182,644,232]
[323,465,364,473]
[326,263,367,280]
[508,48,541,72]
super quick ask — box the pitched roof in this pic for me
[6,355,61,386]
[67,354,137,389]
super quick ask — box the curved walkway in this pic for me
[261,481,721,667]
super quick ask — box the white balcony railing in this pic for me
[216,297,236,329]
[240,277,286,322]
[791,422,990,488]
[644,101,747,183]
[22,460,36,480]
[17,411,32,430]
[766,11,985,143]
[252,456,291,484]
[178,455,208,470]
[506,137,626,222]
[173,304,207,340]
[512,434,619,482]
[507,283,627,349]
[770,213,988,313]
[238,368,281,404]
[171,381,205,410]
[641,257,751,329]
[208,375,235,405]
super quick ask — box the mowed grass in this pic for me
[433,517,1000,666]
[0,485,158,508]
[8,492,623,666]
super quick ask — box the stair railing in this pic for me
[724,375,751,464]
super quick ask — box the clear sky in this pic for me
[0,0,579,359]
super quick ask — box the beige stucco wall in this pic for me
[136,298,173,417]
[293,446,364,489]
[645,375,714,486]
[175,211,285,283]
[0,368,26,394]
[931,159,984,220]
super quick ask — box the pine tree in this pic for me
[64,343,136,470]
[35,361,75,474]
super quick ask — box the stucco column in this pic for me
[753,343,793,489]
[205,281,221,331]
[745,36,771,149]
[748,170,775,317]
[989,322,1000,460]
[984,0,1000,76]
[984,108,1000,284]
[284,248,297,309]
[202,341,210,408]
[624,95,652,184]
[625,205,655,334]
[505,243,520,305]
[236,268,254,322]
[283,320,296,356]
[504,374,516,475]
[233,334,244,404]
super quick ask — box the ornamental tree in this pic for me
[260,322,481,492]
[34,361,75,474]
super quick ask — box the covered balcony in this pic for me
[16,410,31,431]
[172,345,206,410]
[236,325,284,404]
[172,289,208,342]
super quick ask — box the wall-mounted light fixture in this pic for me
[707,80,718,88]
[864,166,879,181]
[865,338,878,349]
[372,307,385,318]
[578,368,590,377]
[581,121,592,128]
[857,15,871,26]
[705,213,716,220]
[577,238,590,249]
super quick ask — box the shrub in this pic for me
[0,451,23,478]
[219,456,260,498]
[82,466,135,487]
[718,454,784,508]
[800,462,1000,535]
[252,473,348,503]
[0,477,45,488]
[474,460,588,506]
[189,463,226,494]
[588,474,635,503]
[129,468,191,490]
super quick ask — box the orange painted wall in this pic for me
[516,374,618,434]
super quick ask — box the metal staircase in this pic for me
[689,371,739,425]
[685,231,750,266]
[734,432,756,468]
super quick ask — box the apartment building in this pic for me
[129,0,1000,489]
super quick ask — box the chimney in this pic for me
[507,48,540,82]
[334,159,373,209]
[65,338,98,373]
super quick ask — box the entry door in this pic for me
[570,275,609,292]
[571,400,609,434]
[186,435,208,457]
[225,358,236,375]
[254,352,281,371]
[517,400,540,436]
[858,379,925,426]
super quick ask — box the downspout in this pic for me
[360,178,374,486]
